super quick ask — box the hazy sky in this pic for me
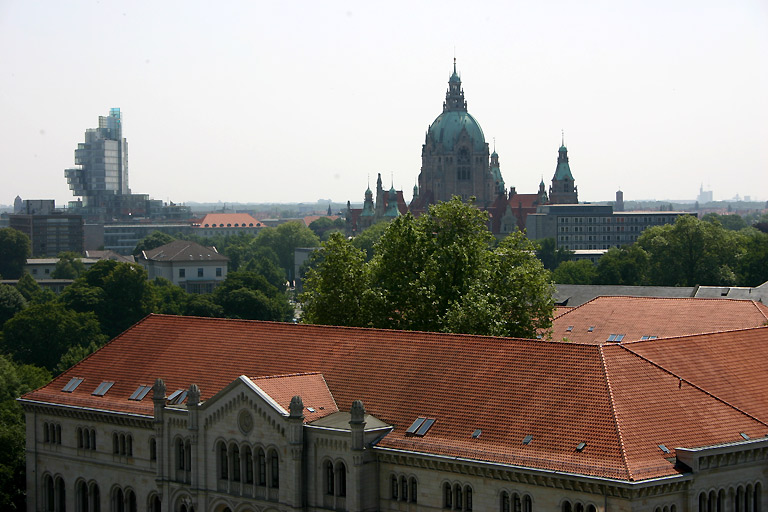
[1,0,766,207]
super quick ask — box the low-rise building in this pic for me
[136,240,228,293]
[193,213,265,237]
[21,315,768,512]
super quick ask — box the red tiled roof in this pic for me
[22,315,768,482]
[197,213,263,228]
[550,296,768,344]
[250,373,338,422]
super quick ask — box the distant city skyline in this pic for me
[1,1,766,207]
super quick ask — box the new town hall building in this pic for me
[21,314,768,511]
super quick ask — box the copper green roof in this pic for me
[554,145,574,181]
[428,110,486,152]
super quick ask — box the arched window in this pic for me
[112,487,125,512]
[126,490,136,512]
[390,474,398,500]
[336,462,346,497]
[119,434,126,455]
[91,483,100,512]
[501,491,510,512]
[78,427,84,448]
[400,475,408,502]
[443,483,452,509]
[55,476,66,512]
[113,433,119,454]
[244,446,253,484]
[56,424,62,444]
[464,485,473,511]
[126,435,132,457]
[587,506,596,512]
[76,481,88,512]
[44,474,54,512]
[755,482,762,512]
[325,461,335,495]
[149,438,157,462]
[149,494,161,512]
[513,493,521,512]
[176,439,185,470]
[231,444,240,482]
[409,477,417,503]
[218,442,228,480]
[523,495,533,512]
[454,484,463,510]
[269,450,279,488]
[563,501,573,512]
[257,448,266,486]
[90,429,96,450]
[575,504,584,512]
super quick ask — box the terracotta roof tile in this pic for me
[21,315,768,482]
[197,213,263,228]
[549,296,768,344]
[250,373,338,422]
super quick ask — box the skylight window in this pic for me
[606,334,625,342]
[62,377,84,393]
[740,432,750,440]
[406,417,436,436]
[658,444,670,454]
[167,389,187,405]
[307,407,315,413]
[640,335,658,340]
[129,385,152,401]
[575,441,587,452]
[566,325,574,332]
[471,429,481,439]
[522,435,533,445]
[587,326,594,332]
[92,381,114,396]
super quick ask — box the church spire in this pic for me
[444,59,467,113]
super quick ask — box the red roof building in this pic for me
[21,315,768,511]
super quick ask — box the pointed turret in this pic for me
[548,136,578,204]
[444,58,467,112]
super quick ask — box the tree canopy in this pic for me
[0,229,30,280]
[301,197,554,338]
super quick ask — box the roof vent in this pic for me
[522,434,533,445]
[307,407,315,413]
[92,381,114,396]
[62,377,84,393]
[740,432,750,440]
[472,429,481,439]
[658,444,670,454]
[575,441,587,452]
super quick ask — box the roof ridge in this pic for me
[618,344,768,428]
[621,324,768,345]
[168,242,194,260]
[749,300,768,322]
[598,345,633,480]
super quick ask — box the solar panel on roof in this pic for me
[522,434,533,445]
[406,418,426,434]
[92,381,114,396]
[415,418,435,436]
[62,377,84,393]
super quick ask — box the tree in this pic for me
[0,285,26,329]
[132,231,176,255]
[153,277,188,315]
[214,271,292,321]
[254,222,320,282]
[14,273,54,304]
[1,303,107,371]
[738,230,768,287]
[308,216,345,241]
[594,245,650,285]
[552,259,598,284]
[535,238,573,270]
[0,228,31,279]
[637,215,741,286]
[301,233,372,327]
[0,355,51,510]
[51,252,86,279]
[702,212,747,231]
[351,220,389,260]
[301,197,555,338]
[183,294,224,318]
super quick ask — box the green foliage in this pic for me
[51,252,86,279]
[594,245,650,285]
[738,230,768,287]
[214,271,292,321]
[0,228,31,280]
[183,294,224,317]
[301,233,372,327]
[637,215,742,286]
[308,216,345,241]
[351,221,390,260]
[55,340,102,374]
[536,238,573,270]
[0,285,26,329]
[153,278,188,315]
[0,355,51,510]
[701,212,747,231]
[552,259,598,285]
[301,197,554,338]
[254,222,320,281]
[132,230,176,255]
[1,303,107,371]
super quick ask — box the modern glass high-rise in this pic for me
[65,108,130,207]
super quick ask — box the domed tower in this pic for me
[548,135,578,204]
[416,60,499,208]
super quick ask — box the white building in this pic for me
[136,240,228,294]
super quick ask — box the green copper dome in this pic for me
[427,110,486,152]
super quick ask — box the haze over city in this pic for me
[1,0,766,206]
